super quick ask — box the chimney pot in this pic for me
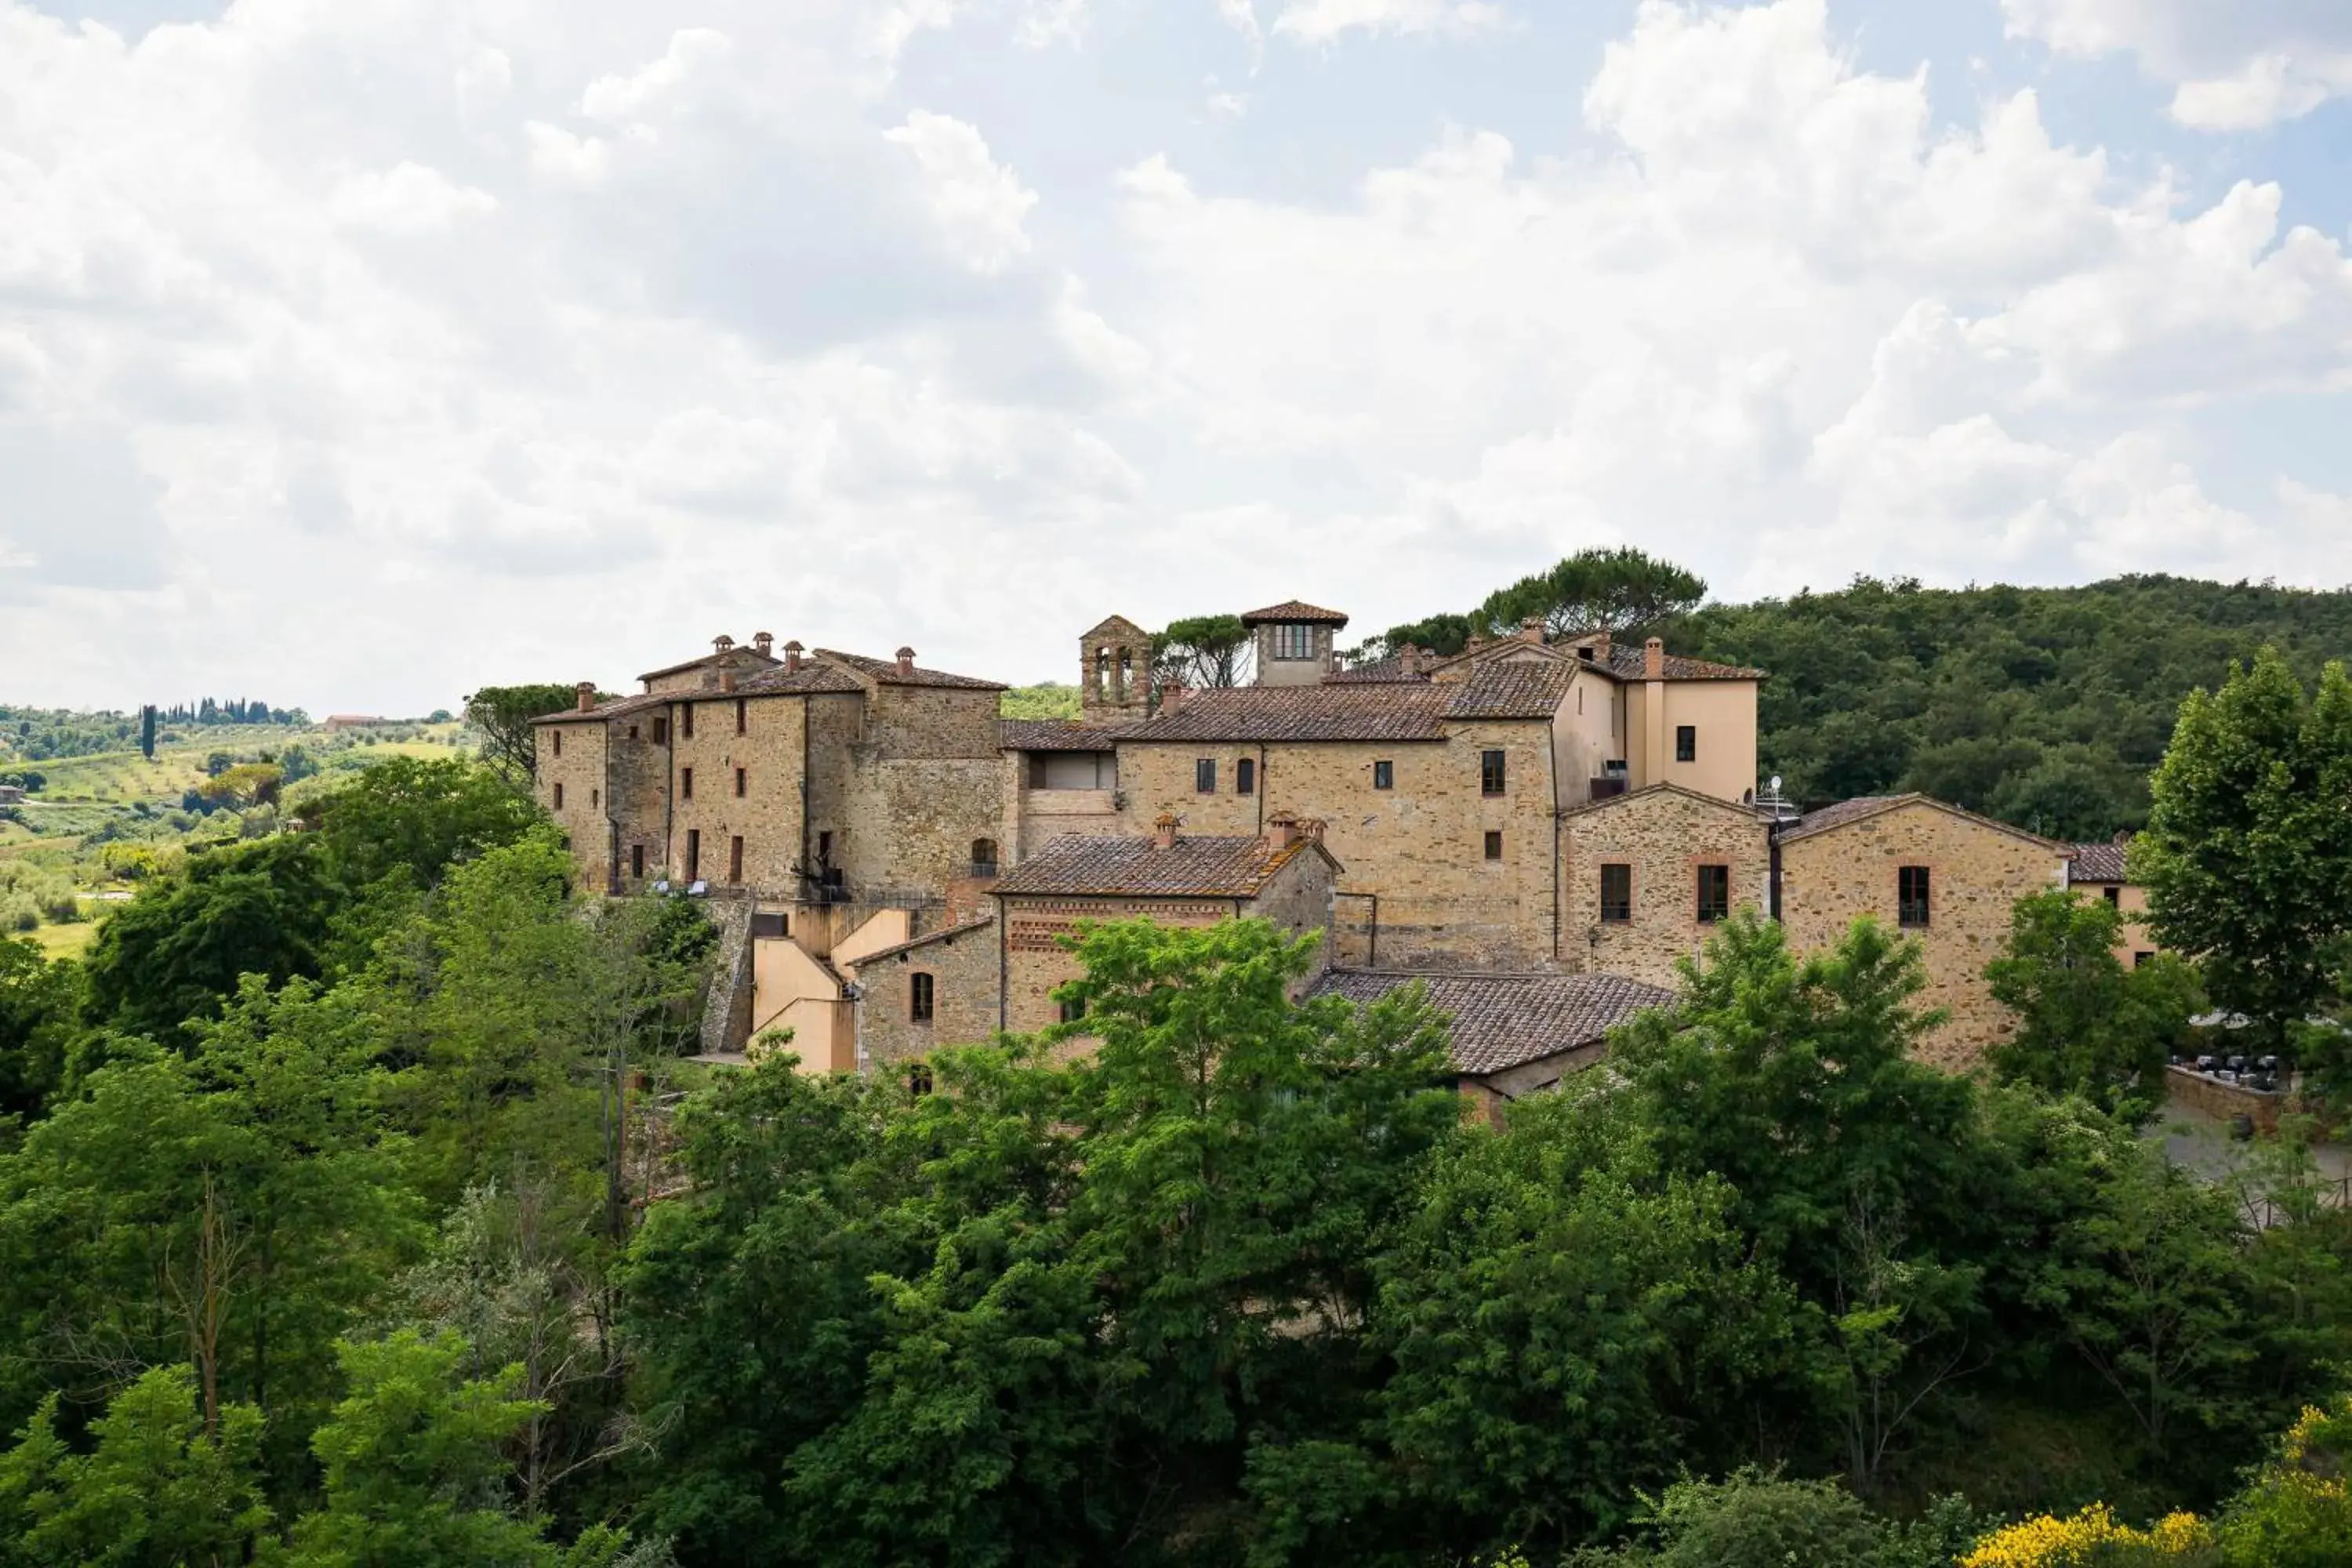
[783,640,804,673]
[1643,636,1664,679]
[1266,810,1299,849]
[1521,617,1545,644]
[895,646,916,677]
[1159,681,1189,715]
[753,631,774,658]
[1153,812,1179,850]
[575,681,596,713]
[713,633,735,655]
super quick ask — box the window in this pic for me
[1373,760,1394,790]
[652,717,668,744]
[1236,757,1255,796]
[680,767,694,800]
[628,724,639,740]
[1058,996,1087,1025]
[818,830,833,862]
[909,972,935,1023]
[1480,750,1507,796]
[630,844,644,880]
[682,704,695,739]
[590,789,598,809]
[2103,886,2121,907]
[728,835,744,883]
[552,730,562,757]
[553,782,564,809]
[1899,866,1931,928]
[735,697,747,735]
[1272,623,1315,661]
[971,838,999,877]
[1675,725,1696,763]
[684,829,701,881]
[1600,863,1632,923]
[1697,865,1730,923]
[907,1062,934,1096]
[1483,830,1504,861]
[735,767,746,798]
[1196,758,1217,793]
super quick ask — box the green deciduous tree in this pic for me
[465,685,593,785]
[2136,648,2352,1060]
[1474,546,1708,641]
[0,1363,272,1568]
[0,935,78,1121]
[1987,890,2200,1115]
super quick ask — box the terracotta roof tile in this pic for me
[1240,599,1349,626]
[991,833,1333,898]
[1443,660,1574,718]
[1778,793,2067,851]
[1126,685,1456,742]
[814,649,1007,691]
[1602,646,1767,681]
[2068,841,2132,883]
[844,916,996,967]
[1000,719,1133,751]
[1309,969,1674,1076]
[1327,656,1429,684]
[734,662,868,696]
[529,692,670,725]
[636,648,779,682]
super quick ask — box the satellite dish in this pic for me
[1769,775,1783,794]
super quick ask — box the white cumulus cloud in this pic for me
[2003,0,2352,129]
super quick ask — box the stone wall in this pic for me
[1000,894,1239,1035]
[696,895,755,1056]
[1563,786,1771,988]
[842,755,1006,908]
[607,712,671,893]
[848,920,1001,1069]
[1779,800,2069,1069]
[666,691,808,895]
[535,718,610,891]
[1113,719,1561,970]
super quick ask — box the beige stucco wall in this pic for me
[1660,681,1759,804]
[750,935,851,1072]
[2078,880,2158,966]
[1553,665,1623,808]
[846,921,1001,1070]
[1115,721,1559,970]
[1779,802,2070,1069]
[1563,787,1771,988]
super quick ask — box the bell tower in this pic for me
[1079,615,1153,722]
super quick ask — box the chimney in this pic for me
[783,640,804,673]
[1594,630,1611,664]
[895,646,916,677]
[1521,616,1545,645]
[1153,812,1179,851]
[575,681,596,713]
[1265,810,1300,849]
[1159,681,1189,715]
[713,633,735,655]
[752,631,774,659]
[1644,637,1664,679]
[1399,641,1420,677]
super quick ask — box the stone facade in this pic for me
[1778,797,2070,1069]
[846,918,1002,1074]
[536,710,612,889]
[1562,784,1773,988]
[668,690,808,894]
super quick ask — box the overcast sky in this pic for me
[4,0,2350,713]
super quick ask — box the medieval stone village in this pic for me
[532,598,2155,1105]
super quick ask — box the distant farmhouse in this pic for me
[535,601,2116,1087]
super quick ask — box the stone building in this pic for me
[1559,782,1774,988]
[1777,794,2072,1069]
[2067,837,2160,967]
[1244,600,1350,686]
[1308,969,1673,1115]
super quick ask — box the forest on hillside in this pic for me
[1368,562,2352,840]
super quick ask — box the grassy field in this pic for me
[24,920,99,960]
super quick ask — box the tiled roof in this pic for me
[1124,671,1566,744]
[529,691,670,725]
[1778,793,2067,851]
[2068,841,2132,883]
[815,649,1007,691]
[844,916,996,967]
[991,832,1334,898]
[734,662,869,696]
[1560,782,1773,822]
[1240,599,1350,626]
[1327,655,1428,684]
[1000,719,1132,751]
[637,648,779,682]
[1444,660,1574,718]
[1601,646,1767,681]
[1308,969,1674,1076]
[1127,685,1456,742]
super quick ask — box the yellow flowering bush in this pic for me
[1960,1504,2216,1566]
